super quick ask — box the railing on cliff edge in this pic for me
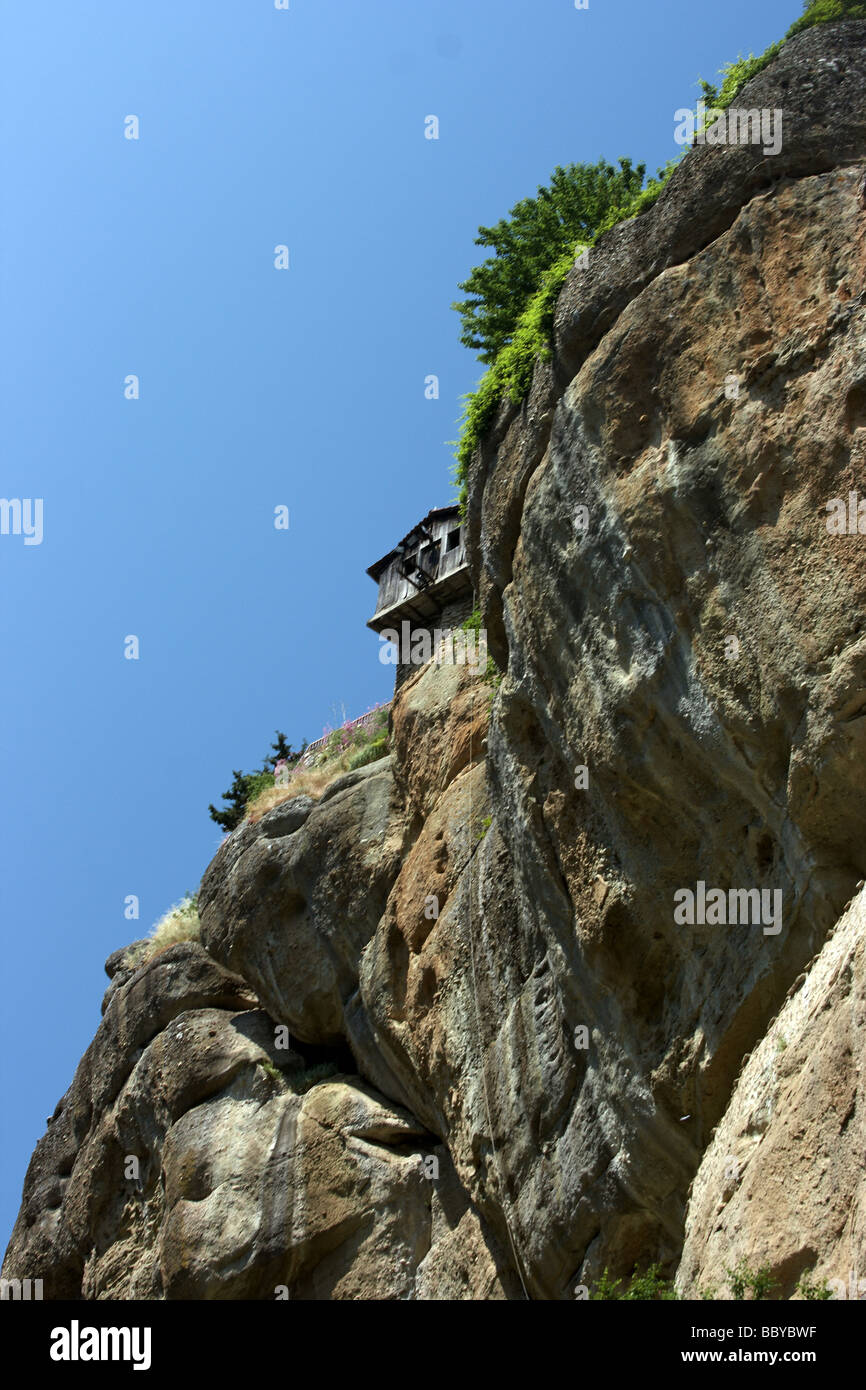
[282,703,392,775]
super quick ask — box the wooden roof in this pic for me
[366,505,461,582]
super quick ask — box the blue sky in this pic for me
[0,0,800,1253]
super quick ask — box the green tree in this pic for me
[208,768,253,832]
[208,730,306,831]
[452,158,647,365]
[266,730,305,769]
[726,1261,776,1300]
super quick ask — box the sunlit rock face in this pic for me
[677,884,866,1301]
[2,939,514,1299]
[459,21,866,1291]
[5,20,866,1300]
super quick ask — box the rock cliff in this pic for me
[5,18,866,1299]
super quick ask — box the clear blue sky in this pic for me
[0,0,801,1254]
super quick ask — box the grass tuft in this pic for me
[122,894,201,970]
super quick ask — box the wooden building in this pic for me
[367,505,472,635]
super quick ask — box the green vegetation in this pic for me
[209,731,304,831]
[699,2,865,112]
[347,734,389,770]
[796,1272,833,1300]
[258,1058,340,1094]
[452,160,678,506]
[698,50,785,112]
[241,704,392,822]
[474,814,493,846]
[209,711,390,829]
[452,158,648,366]
[788,0,866,39]
[315,705,390,769]
[258,1059,283,1083]
[591,1264,679,1300]
[451,0,863,507]
[726,1261,776,1301]
[462,605,501,686]
[589,1260,835,1300]
[289,1061,340,1093]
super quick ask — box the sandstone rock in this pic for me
[677,884,866,1299]
[456,22,866,1290]
[3,943,260,1297]
[156,1076,513,1301]
[6,20,866,1301]
[101,942,148,1014]
[390,657,491,817]
[198,759,407,1045]
[105,944,144,979]
[467,20,866,671]
[2,938,511,1299]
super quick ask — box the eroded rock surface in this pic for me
[677,884,866,1300]
[198,759,406,1046]
[3,939,512,1299]
[5,20,866,1300]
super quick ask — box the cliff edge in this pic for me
[5,19,866,1299]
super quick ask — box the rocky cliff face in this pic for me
[5,19,866,1299]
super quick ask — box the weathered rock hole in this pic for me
[755,833,774,872]
[845,380,866,432]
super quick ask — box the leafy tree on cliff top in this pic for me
[452,2,864,371]
[451,158,646,366]
[449,0,863,506]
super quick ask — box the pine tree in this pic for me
[209,731,308,830]
[208,769,252,832]
[266,731,296,769]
